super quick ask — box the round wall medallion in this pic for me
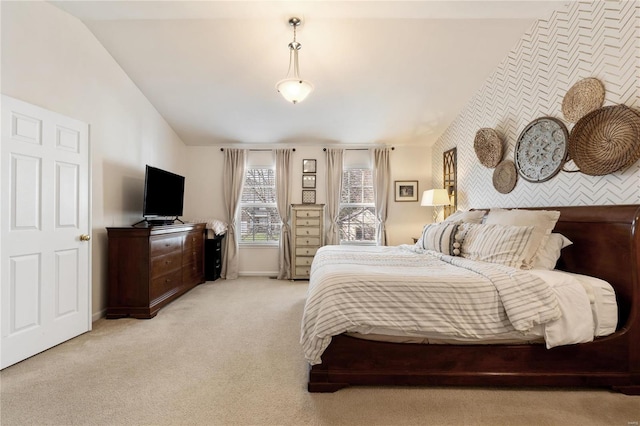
[515,117,568,183]
[474,128,503,168]
[493,160,517,194]
[562,77,605,123]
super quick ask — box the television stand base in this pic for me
[133,217,183,227]
[146,219,175,226]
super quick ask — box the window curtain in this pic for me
[222,148,246,280]
[373,147,391,246]
[275,149,293,280]
[325,148,344,245]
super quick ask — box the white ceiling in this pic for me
[51,1,569,147]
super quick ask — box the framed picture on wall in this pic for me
[394,180,419,202]
[303,159,317,173]
[302,190,316,204]
[302,174,316,188]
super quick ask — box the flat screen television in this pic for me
[142,165,185,225]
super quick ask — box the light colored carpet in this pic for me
[1,277,638,425]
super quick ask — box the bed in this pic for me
[304,205,640,394]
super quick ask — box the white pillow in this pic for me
[458,223,536,268]
[444,210,486,224]
[532,233,573,270]
[484,209,560,269]
[416,222,460,256]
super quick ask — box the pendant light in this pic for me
[276,17,314,104]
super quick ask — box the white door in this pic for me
[1,95,91,369]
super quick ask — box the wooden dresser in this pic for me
[291,204,325,279]
[106,223,206,319]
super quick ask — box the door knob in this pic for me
[79,234,91,241]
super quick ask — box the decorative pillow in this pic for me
[484,209,560,269]
[532,233,573,270]
[458,223,536,268]
[416,222,461,256]
[444,210,486,224]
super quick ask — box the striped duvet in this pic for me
[301,245,562,365]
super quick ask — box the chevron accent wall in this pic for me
[433,0,640,209]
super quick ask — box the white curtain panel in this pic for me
[275,149,293,279]
[373,147,391,245]
[222,149,246,279]
[325,148,344,245]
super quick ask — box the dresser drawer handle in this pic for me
[165,260,172,265]
[306,212,310,216]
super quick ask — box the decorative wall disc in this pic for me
[474,128,502,168]
[568,105,640,176]
[562,78,605,123]
[515,117,569,183]
[492,160,517,194]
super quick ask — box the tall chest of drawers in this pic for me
[291,204,325,279]
[106,223,206,319]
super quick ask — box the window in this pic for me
[239,168,281,244]
[338,168,376,244]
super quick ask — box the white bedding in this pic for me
[551,270,618,337]
[301,245,615,366]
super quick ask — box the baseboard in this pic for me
[92,309,106,322]
[238,271,279,277]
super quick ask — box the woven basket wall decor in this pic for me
[493,160,517,194]
[567,105,640,176]
[562,77,605,123]
[474,128,503,168]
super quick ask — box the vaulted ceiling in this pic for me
[52,1,568,147]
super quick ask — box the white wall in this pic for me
[1,1,188,318]
[433,1,640,209]
[184,144,431,276]
[2,1,433,310]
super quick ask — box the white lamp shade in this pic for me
[421,189,451,206]
[276,78,314,104]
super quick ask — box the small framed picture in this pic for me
[302,174,316,188]
[394,180,419,202]
[303,159,317,173]
[302,190,316,204]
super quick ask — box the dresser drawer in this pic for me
[296,218,320,227]
[296,209,321,219]
[183,261,203,285]
[296,247,318,256]
[296,227,320,237]
[294,266,311,277]
[150,269,183,301]
[295,256,314,266]
[296,236,321,246]
[150,236,183,257]
[183,244,203,267]
[150,251,183,278]
[184,233,203,253]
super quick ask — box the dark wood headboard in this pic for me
[476,205,640,330]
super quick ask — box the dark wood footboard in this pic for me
[308,205,640,394]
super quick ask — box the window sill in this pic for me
[239,243,279,249]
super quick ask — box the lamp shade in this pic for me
[421,189,451,206]
[276,78,314,104]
